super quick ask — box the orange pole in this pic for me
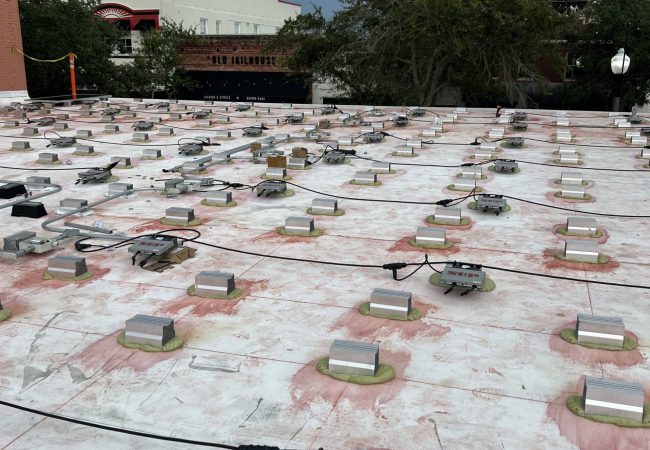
[69,53,77,100]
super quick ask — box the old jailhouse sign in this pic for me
[180,36,289,73]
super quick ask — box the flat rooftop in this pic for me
[0,100,649,449]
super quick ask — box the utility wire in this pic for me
[71,230,650,290]
[0,399,242,449]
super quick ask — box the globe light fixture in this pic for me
[610,48,631,112]
[610,48,630,75]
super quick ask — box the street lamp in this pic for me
[610,48,630,112]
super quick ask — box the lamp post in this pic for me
[610,48,630,112]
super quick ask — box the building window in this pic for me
[215,20,220,34]
[118,32,133,55]
[253,24,259,34]
[200,18,208,34]
[565,51,580,81]
[234,22,241,34]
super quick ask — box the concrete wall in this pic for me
[101,0,300,34]
[0,0,28,98]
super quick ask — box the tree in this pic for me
[18,0,121,98]
[126,19,198,99]
[268,0,567,107]
[564,0,650,111]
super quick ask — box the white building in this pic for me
[96,1,301,58]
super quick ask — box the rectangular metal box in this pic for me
[195,271,235,297]
[60,198,88,208]
[158,127,174,136]
[461,167,482,179]
[416,226,446,246]
[631,136,648,145]
[47,255,88,279]
[75,130,92,138]
[567,217,598,236]
[311,198,337,214]
[371,162,391,173]
[561,171,583,185]
[75,145,95,155]
[104,124,119,133]
[133,132,149,142]
[558,146,577,155]
[284,217,314,235]
[560,153,580,164]
[165,207,195,224]
[214,130,231,139]
[267,156,287,168]
[453,178,476,191]
[577,314,625,348]
[124,314,175,349]
[108,183,133,194]
[266,167,287,179]
[37,153,59,164]
[128,236,177,255]
[26,176,51,185]
[481,143,497,152]
[12,141,30,150]
[22,127,38,136]
[421,128,436,137]
[205,191,232,206]
[474,149,494,160]
[561,185,586,199]
[110,157,131,168]
[583,377,644,421]
[441,262,486,288]
[338,136,353,145]
[329,340,379,376]
[434,206,461,224]
[564,239,599,263]
[395,147,414,156]
[142,149,162,159]
[353,171,377,185]
[369,288,412,318]
[488,128,504,139]
[53,122,68,130]
[477,195,507,212]
[287,157,307,169]
[3,231,36,253]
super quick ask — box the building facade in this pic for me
[0,0,28,99]
[97,0,300,59]
[178,35,310,103]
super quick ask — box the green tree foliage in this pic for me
[125,19,198,98]
[564,0,650,111]
[269,0,567,107]
[18,0,121,98]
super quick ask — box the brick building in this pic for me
[0,0,28,100]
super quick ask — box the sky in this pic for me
[294,0,343,18]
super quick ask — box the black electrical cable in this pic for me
[70,228,650,290]
[513,159,649,172]
[499,194,650,218]
[479,265,650,290]
[0,399,239,449]
[280,180,474,206]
